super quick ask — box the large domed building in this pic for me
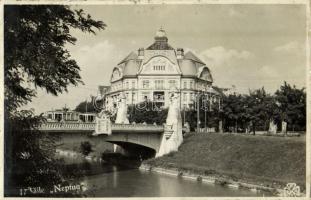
[102,28,219,110]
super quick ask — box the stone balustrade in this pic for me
[39,122,95,131]
[112,123,164,133]
[39,121,165,133]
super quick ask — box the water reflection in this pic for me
[56,152,270,197]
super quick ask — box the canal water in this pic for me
[57,152,269,197]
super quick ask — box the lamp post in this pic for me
[218,96,223,133]
[196,91,200,133]
[204,91,207,133]
[183,103,186,125]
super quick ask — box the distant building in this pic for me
[43,109,96,123]
[213,85,237,96]
[99,28,220,110]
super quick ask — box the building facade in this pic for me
[102,29,219,110]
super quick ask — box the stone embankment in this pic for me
[142,132,306,197]
[139,164,282,195]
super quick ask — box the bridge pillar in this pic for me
[156,93,183,157]
[115,94,129,124]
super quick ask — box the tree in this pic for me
[222,94,245,132]
[4,5,105,196]
[80,141,93,156]
[275,82,306,133]
[75,98,97,113]
[5,5,105,113]
[128,101,168,125]
[5,110,63,195]
[249,88,271,133]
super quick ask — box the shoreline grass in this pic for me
[144,132,306,192]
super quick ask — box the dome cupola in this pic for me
[155,27,167,40]
[147,28,174,50]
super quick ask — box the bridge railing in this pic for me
[39,121,166,133]
[112,123,164,132]
[39,122,95,131]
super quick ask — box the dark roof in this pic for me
[184,51,205,64]
[146,41,174,50]
[118,52,138,64]
[147,28,174,50]
[212,86,225,96]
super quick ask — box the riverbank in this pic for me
[55,149,269,197]
[143,132,305,196]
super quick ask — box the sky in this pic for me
[22,4,307,114]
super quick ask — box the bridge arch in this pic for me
[104,131,162,155]
[107,141,157,159]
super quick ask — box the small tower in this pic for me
[176,48,184,59]
[155,27,168,42]
[138,47,144,59]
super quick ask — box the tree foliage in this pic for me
[80,141,93,156]
[275,82,306,131]
[4,5,105,196]
[128,102,168,125]
[5,110,62,193]
[183,83,305,134]
[5,5,105,113]
[74,100,97,113]
[124,82,305,134]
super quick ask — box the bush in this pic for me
[128,102,168,124]
[80,141,93,156]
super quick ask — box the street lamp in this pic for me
[183,103,186,126]
[196,91,200,133]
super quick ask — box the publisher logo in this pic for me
[283,183,300,197]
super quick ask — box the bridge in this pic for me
[39,92,183,158]
[39,122,173,158]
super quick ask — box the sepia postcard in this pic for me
[1,0,310,198]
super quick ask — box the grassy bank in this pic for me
[145,132,305,191]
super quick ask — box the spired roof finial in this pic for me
[155,26,167,38]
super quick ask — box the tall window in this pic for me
[155,80,164,89]
[169,80,176,89]
[132,92,136,103]
[142,80,149,89]
[183,93,187,102]
[125,81,129,89]
[183,81,187,89]
[190,93,194,101]
[132,80,135,89]
[190,81,193,89]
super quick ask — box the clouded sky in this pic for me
[23,3,307,114]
